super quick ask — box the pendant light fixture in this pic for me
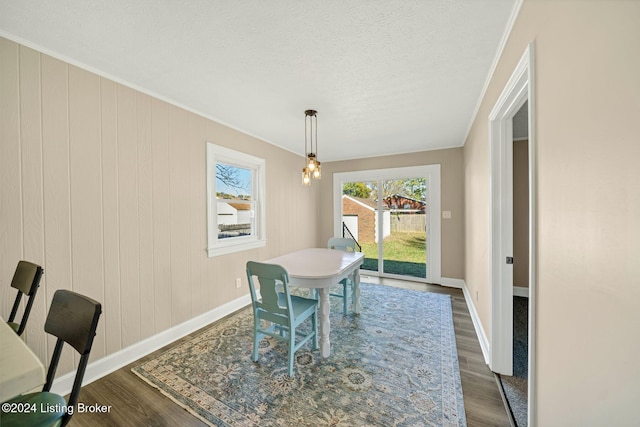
[302,109,321,185]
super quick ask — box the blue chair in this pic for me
[246,261,318,377]
[1,290,102,427]
[325,237,357,314]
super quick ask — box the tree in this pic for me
[342,182,371,199]
[216,164,249,197]
[368,178,426,201]
[403,178,426,201]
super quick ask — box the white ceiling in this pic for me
[0,0,518,161]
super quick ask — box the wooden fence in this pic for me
[390,214,426,233]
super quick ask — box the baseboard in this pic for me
[439,277,465,289]
[51,294,252,396]
[461,281,491,364]
[513,286,529,298]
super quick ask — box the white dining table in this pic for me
[266,247,364,358]
[0,317,45,402]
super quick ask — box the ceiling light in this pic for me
[302,109,321,185]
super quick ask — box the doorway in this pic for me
[489,42,536,426]
[499,102,530,427]
[333,165,441,284]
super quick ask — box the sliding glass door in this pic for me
[334,166,440,283]
[341,180,379,273]
[381,178,427,279]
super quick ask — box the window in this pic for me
[207,143,266,257]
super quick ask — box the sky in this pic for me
[216,163,252,197]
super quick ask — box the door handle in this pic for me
[506,257,514,264]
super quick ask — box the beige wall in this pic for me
[4,2,640,422]
[320,148,464,280]
[0,37,318,375]
[464,1,640,424]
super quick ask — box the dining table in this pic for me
[266,247,364,358]
[0,317,45,402]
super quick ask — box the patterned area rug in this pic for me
[132,283,466,426]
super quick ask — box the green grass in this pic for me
[359,232,427,278]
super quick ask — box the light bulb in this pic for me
[302,168,311,185]
[307,154,316,171]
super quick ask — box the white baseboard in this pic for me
[51,294,252,396]
[439,277,465,289]
[514,286,529,298]
[460,281,491,364]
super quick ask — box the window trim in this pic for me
[206,142,266,257]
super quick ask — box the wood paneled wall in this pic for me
[0,37,318,375]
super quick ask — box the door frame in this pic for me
[489,42,536,425]
[333,165,441,284]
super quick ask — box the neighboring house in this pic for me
[382,194,426,213]
[216,201,238,225]
[217,200,252,237]
[227,202,252,226]
[342,195,390,243]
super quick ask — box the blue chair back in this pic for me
[327,237,357,252]
[247,261,291,325]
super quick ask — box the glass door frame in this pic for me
[333,165,441,283]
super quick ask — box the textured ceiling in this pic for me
[0,0,518,161]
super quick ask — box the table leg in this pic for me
[318,287,331,357]
[353,269,361,314]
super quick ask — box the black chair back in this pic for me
[43,290,102,425]
[7,260,44,336]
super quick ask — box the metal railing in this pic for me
[342,222,362,252]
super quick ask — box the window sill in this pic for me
[207,239,266,258]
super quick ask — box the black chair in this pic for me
[7,260,44,336]
[1,290,102,427]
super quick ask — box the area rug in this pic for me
[132,283,466,426]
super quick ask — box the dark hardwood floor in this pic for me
[69,277,510,426]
